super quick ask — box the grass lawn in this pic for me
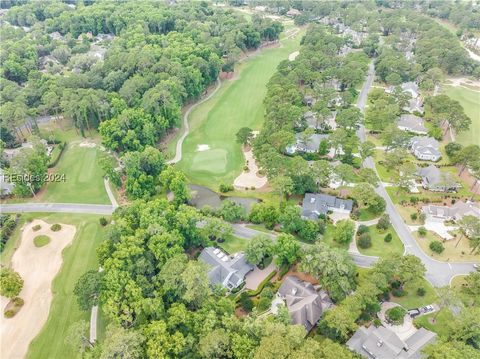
[414,308,454,338]
[321,222,349,250]
[391,277,438,309]
[41,143,110,204]
[218,235,249,254]
[357,225,404,258]
[450,275,467,289]
[413,230,480,262]
[357,208,381,221]
[442,85,480,146]
[176,28,305,188]
[394,204,422,225]
[25,213,108,359]
[246,224,276,234]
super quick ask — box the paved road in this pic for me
[0,203,114,215]
[355,63,476,287]
[166,78,222,164]
[232,224,378,268]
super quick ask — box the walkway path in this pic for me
[355,63,476,287]
[104,178,118,209]
[166,78,222,164]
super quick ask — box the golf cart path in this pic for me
[355,63,476,286]
[166,78,221,164]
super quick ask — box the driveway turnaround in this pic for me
[355,63,476,287]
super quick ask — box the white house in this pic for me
[410,136,441,162]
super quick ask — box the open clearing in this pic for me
[41,143,110,204]
[1,219,76,359]
[176,28,305,188]
[442,83,480,146]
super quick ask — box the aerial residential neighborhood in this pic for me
[0,1,479,359]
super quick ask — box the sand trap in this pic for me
[289,51,299,61]
[79,141,96,148]
[196,144,210,152]
[445,77,480,90]
[234,133,267,190]
[1,219,76,359]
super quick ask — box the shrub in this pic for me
[33,235,51,247]
[50,224,61,232]
[219,183,233,193]
[376,214,390,231]
[357,225,369,236]
[391,288,406,297]
[32,225,41,231]
[261,287,274,300]
[384,233,393,242]
[239,292,253,312]
[418,226,427,237]
[386,306,406,325]
[12,297,24,306]
[4,309,15,318]
[410,213,418,221]
[419,213,426,223]
[416,288,426,297]
[429,240,445,254]
[99,217,108,226]
[357,233,372,249]
[257,297,271,312]
[373,318,381,327]
[409,196,419,204]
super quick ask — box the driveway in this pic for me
[245,262,276,290]
[355,63,476,286]
[410,216,457,240]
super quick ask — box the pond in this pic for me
[188,185,259,212]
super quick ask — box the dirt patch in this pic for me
[0,219,76,359]
[273,264,319,285]
[445,77,480,90]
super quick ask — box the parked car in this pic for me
[408,309,421,318]
[421,305,434,314]
[474,264,479,271]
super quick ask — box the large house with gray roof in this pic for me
[422,200,480,222]
[199,247,253,290]
[415,165,460,192]
[301,193,353,219]
[397,114,427,135]
[347,325,437,359]
[410,136,441,162]
[277,276,332,331]
[286,133,329,154]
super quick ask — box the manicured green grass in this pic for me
[414,308,454,338]
[33,235,51,247]
[218,235,250,254]
[357,208,381,221]
[357,225,404,258]
[176,28,305,188]
[41,143,110,204]
[245,224,276,234]
[413,230,480,262]
[321,222,349,250]
[26,213,108,359]
[443,85,480,146]
[391,278,438,309]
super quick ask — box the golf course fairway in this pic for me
[175,27,305,188]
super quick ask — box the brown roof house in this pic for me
[276,276,333,331]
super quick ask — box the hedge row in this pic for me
[48,142,66,168]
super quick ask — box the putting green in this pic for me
[191,148,228,174]
[176,27,305,187]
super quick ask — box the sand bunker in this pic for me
[196,144,210,152]
[234,134,267,190]
[1,219,76,359]
[79,141,96,148]
[289,51,299,61]
[446,77,480,90]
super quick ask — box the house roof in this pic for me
[302,193,353,219]
[410,136,441,158]
[295,133,329,152]
[199,247,253,289]
[423,201,480,220]
[346,325,437,359]
[278,276,332,331]
[404,98,424,114]
[416,165,459,189]
[398,114,427,133]
[401,82,419,98]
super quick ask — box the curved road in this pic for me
[356,63,476,287]
[166,78,222,164]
